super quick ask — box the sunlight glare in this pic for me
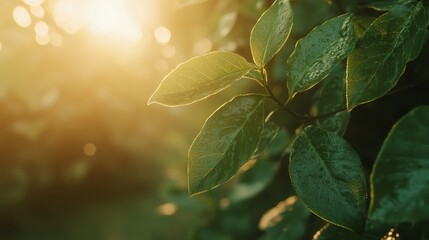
[53,0,153,42]
[86,0,142,41]
[23,0,44,7]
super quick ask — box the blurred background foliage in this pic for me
[0,0,428,239]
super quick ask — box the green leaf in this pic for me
[253,122,280,156]
[289,126,366,232]
[188,94,266,195]
[148,51,254,106]
[365,0,408,11]
[268,128,289,156]
[369,106,429,224]
[346,3,428,110]
[313,224,377,240]
[315,65,350,136]
[259,196,311,240]
[286,14,356,99]
[242,68,264,84]
[250,0,293,67]
[229,157,280,202]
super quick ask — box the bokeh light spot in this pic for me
[35,21,49,37]
[35,34,50,45]
[154,26,171,44]
[49,32,63,47]
[13,6,32,28]
[192,38,212,55]
[158,203,177,216]
[83,143,97,157]
[161,45,176,59]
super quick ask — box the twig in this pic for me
[260,68,309,120]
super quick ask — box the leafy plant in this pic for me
[149,0,429,238]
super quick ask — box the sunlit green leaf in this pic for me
[229,157,280,202]
[287,14,356,99]
[242,68,264,84]
[369,106,429,224]
[289,126,366,232]
[148,51,254,106]
[346,3,427,110]
[250,0,293,67]
[188,94,266,195]
[313,224,377,240]
[315,65,350,136]
[259,196,310,240]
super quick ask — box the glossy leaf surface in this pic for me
[250,0,293,67]
[259,196,310,240]
[188,94,266,195]
[287,14,356,99]
[369,106,429,224]
[346,3,427,110]
[316,65,350,135]
[148,51,253,106]
[289,126,366,232]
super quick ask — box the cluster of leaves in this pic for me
[149,0,429,238]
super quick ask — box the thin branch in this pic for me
[260,68,309,120]
[303,107,347,124]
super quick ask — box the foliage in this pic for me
[150,0,429,239]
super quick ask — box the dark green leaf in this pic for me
[188,94,266,195]
[259,196,310,240]
[314,224,377,240]
[286,14,356,99]
[229,157,280,202]
[353,16,377,38]
[253,122,280,156]
[346,3,428,110]
[250,0,293,67]
[289,126,366,232]
[369,106,429,224]
[268,128,289,156]
[315,65,350,136]
[365,0,408,11]
[148,51,254,106]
